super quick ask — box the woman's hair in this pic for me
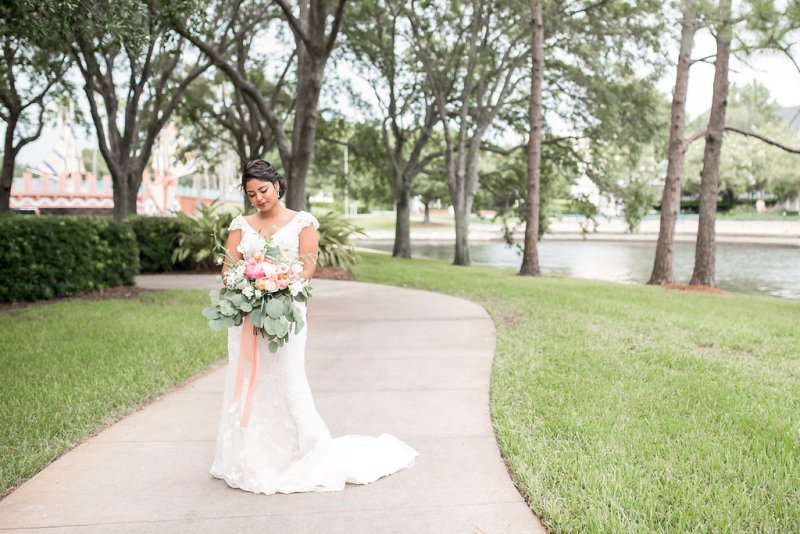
[239,159,287,199]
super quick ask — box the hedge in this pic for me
[124,215,188,273]
[0,215,139,303]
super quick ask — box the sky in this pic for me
[14,26,800,168]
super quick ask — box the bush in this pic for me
[315,211,365,269]
[172,200,238,271]
[0,215,139,302]
[124,215,187,273]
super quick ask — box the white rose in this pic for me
[265,279,278,293]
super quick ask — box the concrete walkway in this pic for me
[0,276,544,533]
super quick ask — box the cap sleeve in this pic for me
[228,214,245,232]
[298,211,320,230]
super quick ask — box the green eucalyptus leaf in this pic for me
[266,298,284,319]
[274,317,288,338]
[265,316,276,335]
[219,300,235,316]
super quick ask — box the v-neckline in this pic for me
[242,211,301,239]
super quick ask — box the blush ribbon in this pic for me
[230,314,259,427]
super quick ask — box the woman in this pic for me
[210,159,418,495]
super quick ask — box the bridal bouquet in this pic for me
[203,237,312,353]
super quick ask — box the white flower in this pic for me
[265,279,278,293]
[262,262,278,277]
[254,289,263,298]
[291,263,303,275]
[242,285,254,298]
[288,280,305,297]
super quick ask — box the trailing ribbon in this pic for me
[230,314,259,427]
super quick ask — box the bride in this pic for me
[210,159,418,495]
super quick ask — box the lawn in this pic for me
[2,256,798,531]
[0,290,224,497]
[352,252,800,533]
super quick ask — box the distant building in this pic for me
[11,111,240,216]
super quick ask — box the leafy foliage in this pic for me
[171,199,238,270]
[315,211,365,269]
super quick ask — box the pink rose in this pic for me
[244,260,266,280]
[275,277,289,290]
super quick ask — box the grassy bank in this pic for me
[0,290,224,496]
[352,252,800,532]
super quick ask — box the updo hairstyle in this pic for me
[239,159,287,199]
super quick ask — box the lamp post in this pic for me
[343,144,349,218]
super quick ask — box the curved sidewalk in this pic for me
[0,276,544,533]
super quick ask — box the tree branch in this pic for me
[684,126,800,154]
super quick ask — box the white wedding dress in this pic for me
[210,211,418,495]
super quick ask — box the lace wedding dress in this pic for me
[210,211,418,495]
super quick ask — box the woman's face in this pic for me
[245,179,279,212]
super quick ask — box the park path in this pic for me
[0,276,544,533]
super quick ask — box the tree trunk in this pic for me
[649,1,697,285]
[0,117,18,214]
[452,140,480,267]
[126,171,139,219]
[393,185,412,258]
[285,51,325,211]
[691,0,732,287]
[452,195,472,266]
[519,0,544,277]
[111,172,130,223]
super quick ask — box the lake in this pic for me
[361,240,800,301]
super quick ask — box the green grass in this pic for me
[718,211,800,221]
[0,290,225,496]
[352,252,800,533]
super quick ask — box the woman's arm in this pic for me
[298,224,319,280]
[221,229,243,277]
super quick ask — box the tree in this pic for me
[690,0,733,286]
[344,0,441,258]
[58,0,214,221]
[519,0,544,276]
[407,0,529,266]
[649,0,698,285]
[170,0,347,211]
[0,1,70,213]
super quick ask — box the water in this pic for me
[362,240,800,301]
